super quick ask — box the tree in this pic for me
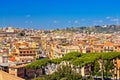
[27,58,50,77]
[104,60,113,77]
[62,52,81,61]
[33,65,82,80]
[28,52,120,80]
[94,61,101,76]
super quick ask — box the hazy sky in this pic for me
[0,0,120,29]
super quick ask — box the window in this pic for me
[104,47,106,51]
[30,51,32,53]
[22,60,24,62]
[11,68,15,71]
[20,51,22,53]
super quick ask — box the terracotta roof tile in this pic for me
[9,56,16,62]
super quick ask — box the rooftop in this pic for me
[0,70,24,80]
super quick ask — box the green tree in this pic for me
[29,52,120,80]
[27,58,50,77]
[94,61,100,76]
[33,65,82,80]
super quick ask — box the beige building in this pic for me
[93,42,120,53]
[0,70,24,80]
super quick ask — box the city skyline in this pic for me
[0,0,120,29]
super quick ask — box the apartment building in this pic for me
[93,42,120,53]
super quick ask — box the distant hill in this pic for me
[55,25,120,33]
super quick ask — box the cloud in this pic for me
[26,14,31,18]
[106,16,111,19]
[53,20,58,23]
[110,18,119,22]
[74,20,79,23]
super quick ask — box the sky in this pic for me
[0,0,120,29]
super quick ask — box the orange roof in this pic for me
[94,44,104,46]
[9,56,16,62]
[104,42,114,46]
[78,40,86,45]
[16,42,29,48]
